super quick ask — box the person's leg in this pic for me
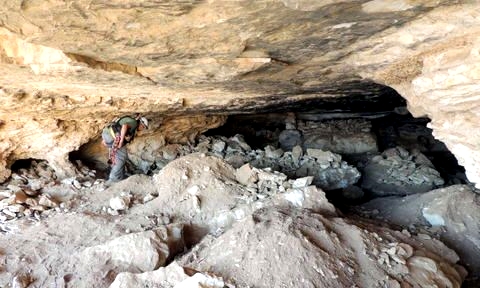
[109,146,127,181]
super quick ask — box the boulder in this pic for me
[278,129,303,151]
[82,226,184,273]
[110,261,227,288]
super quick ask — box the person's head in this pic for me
[139,116,149,130]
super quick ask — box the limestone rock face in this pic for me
[0,1,479,188]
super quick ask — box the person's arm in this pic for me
[118,124,129,148]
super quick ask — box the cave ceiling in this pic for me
[0,1,480,187]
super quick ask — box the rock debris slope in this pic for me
[0,154,467,287]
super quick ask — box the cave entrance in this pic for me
[69,139,110,180]
[9,158,57,181]
[10,158,42,172]
[204,83,468,206]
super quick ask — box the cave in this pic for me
[199,83,468,207]
[10,158,43,172]
[2,1,480,287]
[49,81,476,286]
[68,81,468,205]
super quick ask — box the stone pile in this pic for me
[235,163,336,214]
[0,160,98,222]
[190,134,361,191]
[127,116,447,199]
[361,147,445,196]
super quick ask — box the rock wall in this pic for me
[347,4,480,187]
[0,1,479,188]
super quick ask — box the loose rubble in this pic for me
[361,147,445,196]
[157,134,362,192]
[178,207,465,288]
[0,160,100,224]
[0,115,474,286]
[0,153,469,287]
[356,184,480,278]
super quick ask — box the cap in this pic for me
[139,117,149,129]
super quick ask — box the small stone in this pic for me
[23,209,33,217]
[22,187,38,197]
[386,247,397,256]
[0,190,12,200]
[73,180,82,189]
[30,205,46,211]
[14,191,28,204]
[291,176,314,189]
[82,181,93,188]
[212,140,226,153]
[143,194,155,203]
[7,184,22,192]
[2,208,17,218]
[110,196,130,211]
[230,134,251,151]
[278,129,302,151]
[264,145,284,159]
[187,185,200,196]
[307,149,340,163]
[291,145,303,163]
[397,243,414,259]
[236,163,258,186]
[38,194,58,208]
[192,195,201,211]
[7,204,25,213]
[25,198,39,207]
[108,208,119,216]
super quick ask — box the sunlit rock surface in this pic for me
[0,1,479,189]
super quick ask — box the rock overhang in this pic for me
[0,1,479,187]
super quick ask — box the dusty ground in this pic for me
[0,154,468,287]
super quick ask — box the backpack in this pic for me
[108,115,138,143]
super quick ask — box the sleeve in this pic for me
[118,117,138,131]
